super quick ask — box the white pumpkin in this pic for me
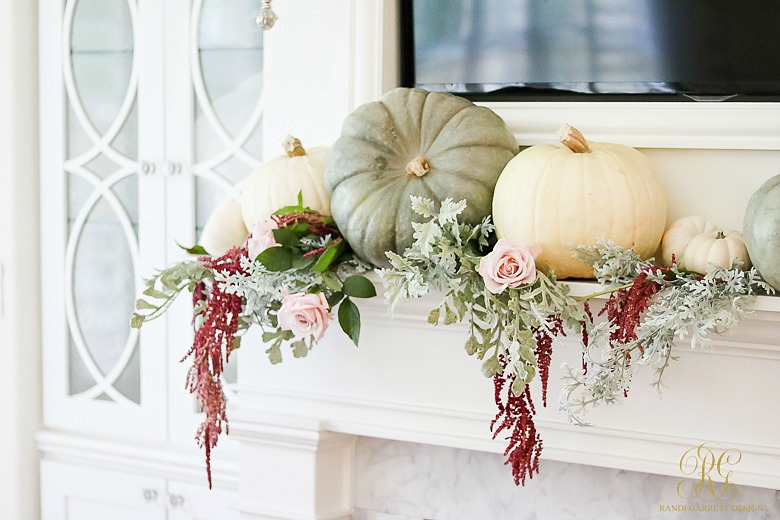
[681,230,751,274]
[492,124,667,279]
[199,200,249,257]
[661,216,718,265]
[240,136,330,229]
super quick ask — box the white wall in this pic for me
[0,1,41,519]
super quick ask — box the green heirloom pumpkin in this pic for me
[744,174,780,290]
[324,88,518,267]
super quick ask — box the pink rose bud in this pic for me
[478,238,542,294]
[247,218,279,260]
[277,292,332,340]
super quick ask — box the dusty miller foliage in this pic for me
[378,197,587,396]
[560,239,774,425]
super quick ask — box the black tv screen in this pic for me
[401,0,780,101]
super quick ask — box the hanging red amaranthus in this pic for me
[182,246,246,488]
[534,316,563,407]
[491,357,542,486]
[492,318,562,485]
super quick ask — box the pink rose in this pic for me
[478,238,541,294]
[247,219,279,259]
[277,292,332,340]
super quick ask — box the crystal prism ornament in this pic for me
[255,0,278,30]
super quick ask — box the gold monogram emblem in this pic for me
[677,442,741,501]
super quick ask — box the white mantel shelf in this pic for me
[231,282,780,519]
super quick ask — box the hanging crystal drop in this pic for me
[255,0,278,30]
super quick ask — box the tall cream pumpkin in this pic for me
[493,125,667,279]
[240,136,330,229]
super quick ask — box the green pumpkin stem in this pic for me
[556,124,591,153]
[283,135,307,157]
[405,156,430,177]
[716,231,726,239]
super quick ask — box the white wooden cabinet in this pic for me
[39,0,264,516]
[42,460,239,520]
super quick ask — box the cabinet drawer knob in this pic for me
[164,161,182,175]
[168,494,185,508]
[139,161,156,175]
[142,488,158,502]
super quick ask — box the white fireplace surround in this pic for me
[229,2,780,519]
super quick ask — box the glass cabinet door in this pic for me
[164,0,265,446]
[41,0,167,439]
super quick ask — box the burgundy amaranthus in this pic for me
[597,267,667,397]
[534,316,563,407]
[491,357,542,486]
[183,246,247,488]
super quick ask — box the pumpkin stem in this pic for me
[405,156,430,177]
[556,124,591,153]
[716,231,726,239]
[283,135,307,157]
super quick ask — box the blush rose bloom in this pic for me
[478,238,542,294]
[277,292,332,340]
[247,218,279,260]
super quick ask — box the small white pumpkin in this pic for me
[199,199,249,257]
[681,230,751,274]
[240,136,330,229]
[661,216,718,265]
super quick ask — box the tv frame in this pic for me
[398,0,780,103]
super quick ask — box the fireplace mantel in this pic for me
[230,281,780,520]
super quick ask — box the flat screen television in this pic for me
[400,0,780,101]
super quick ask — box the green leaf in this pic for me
[291,340,309,358]
[511,376,527,396]
[266,343,283,364]
[481,356,501,378]
[178,242,209,256]
[311,240,347,272]
[321,272,343,292]
[338,297,361,347]
[443,304,458,325]
[135,299,157,311]
[291,255,316,269]
[326,291,345,308]
[272,226,303,247]
[465,335,478,355]
[232,336,242,350]
[130,313,145,329]
[256,246,293,271]
[341,274,377,299]
[428,307,441,325]
[142,286,169,299]
[273,191,315,216]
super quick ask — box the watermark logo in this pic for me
[659,442,766,514]
[676,442,741,501]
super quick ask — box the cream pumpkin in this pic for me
[681,230,751,274]
[199,199,249,257]
[492,124,667,279]
[240,136,330,230]
[661,216,718,265]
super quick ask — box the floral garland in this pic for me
[559,240,772,425]
[131,196,375,487]
[132,195,773,488]
[378,198,773,485]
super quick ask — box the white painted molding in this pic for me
[482,101,780,150]
[36,429,239,488]
[230,413,355,520]
[235,279,780,491]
